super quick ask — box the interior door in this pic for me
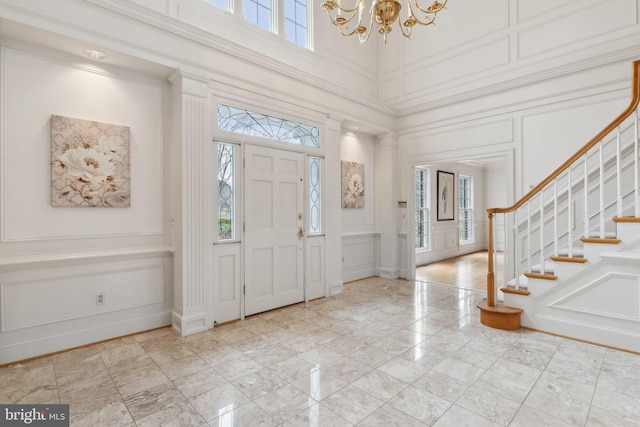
[244,144,305,316]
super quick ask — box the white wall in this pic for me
[340,131,379,282]
[0,46,173,364]
[397,0,640,274]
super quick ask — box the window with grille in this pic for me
[285,0,307,47]
[204,0,227,10]
[415,167,430,250]
[459,174,473,244]
[217,143,236,241]
[204,0,311,49]
[245,0,272,31]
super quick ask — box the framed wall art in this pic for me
[341,160,364,208]
[51,115,130,207]
[437,170,454,221]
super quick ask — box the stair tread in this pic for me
[551,255,588,263]
[501,286,531,296]
[524,272,558,280]
[613,216,640,223]
[581,237,621,244]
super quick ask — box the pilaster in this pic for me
[325,118,344,295]
[377,133,400,279]
[169,70,213,336]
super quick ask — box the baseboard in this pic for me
[329,281,344,296]
[0,311,171,365]
[379,267,400,279]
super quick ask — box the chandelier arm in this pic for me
[325,7,359,25]
[411,0,447,18]
[397,16,413,38]
[357,7,375,43]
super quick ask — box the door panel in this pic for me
[244,145,304,316]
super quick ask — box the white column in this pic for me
[325,118,344,296]
[169,70,213,336]
[377,133,400,279]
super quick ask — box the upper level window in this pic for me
[203,0,311,49]
[245,0,272,31]
[204,0,227,10]
[218,104,320,148]
[459,174,474,244]
[285,0,307,47]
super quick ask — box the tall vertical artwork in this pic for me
[437,170,454,221]
[51,115,131,207]
[341,160,364,208]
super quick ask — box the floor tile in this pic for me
[253,383,316,424]
[388,384,452,425]
[433,404,501,427]
[291,368,348,401]
[209,401,276,427]
[322,384,384,425]
[358,403,426,427]
[5,276,640,426]
[189,382,251,422]
[283,403,352,427]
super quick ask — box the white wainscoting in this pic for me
[525,256,640,352]
[342,232,380,283]
[0,248,173,364]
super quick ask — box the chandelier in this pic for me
[321,0,447,43]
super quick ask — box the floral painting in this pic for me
[341,161,364,208]
[51,115,130,207]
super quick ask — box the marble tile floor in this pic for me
[2,277,640,426]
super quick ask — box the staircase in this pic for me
[478,60,640,353]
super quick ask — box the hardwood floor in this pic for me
[415,250,504,292]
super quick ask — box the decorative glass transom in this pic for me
[218,104,320,148]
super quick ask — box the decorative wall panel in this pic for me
[1,264,165,331]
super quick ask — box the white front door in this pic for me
[244,145,305,316]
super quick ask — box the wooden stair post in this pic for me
[477,210,522,330]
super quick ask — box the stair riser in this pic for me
[616,222,640,245]
[583,243,622,263]
[552,261,589,282]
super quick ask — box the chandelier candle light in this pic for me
[321,0,447,43]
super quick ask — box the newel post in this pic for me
[486,210,495,307]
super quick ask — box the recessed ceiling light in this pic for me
[85,49,107,60]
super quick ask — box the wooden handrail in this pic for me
[485,60,640,308]
[489,60,640,215]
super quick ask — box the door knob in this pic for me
[298,226,304,240]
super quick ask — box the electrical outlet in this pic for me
[96,292,105,305]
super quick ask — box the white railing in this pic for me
[485,61,640,307]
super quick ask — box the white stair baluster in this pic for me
[539,191,545,274]
[599,143,605,238]
[616,126,622,219]
[635,108,639,217]
[584,155,590,239]
[553,180,558,257]
[567,167,574,257]
[527,201,532,274]
[514,210,520,290]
